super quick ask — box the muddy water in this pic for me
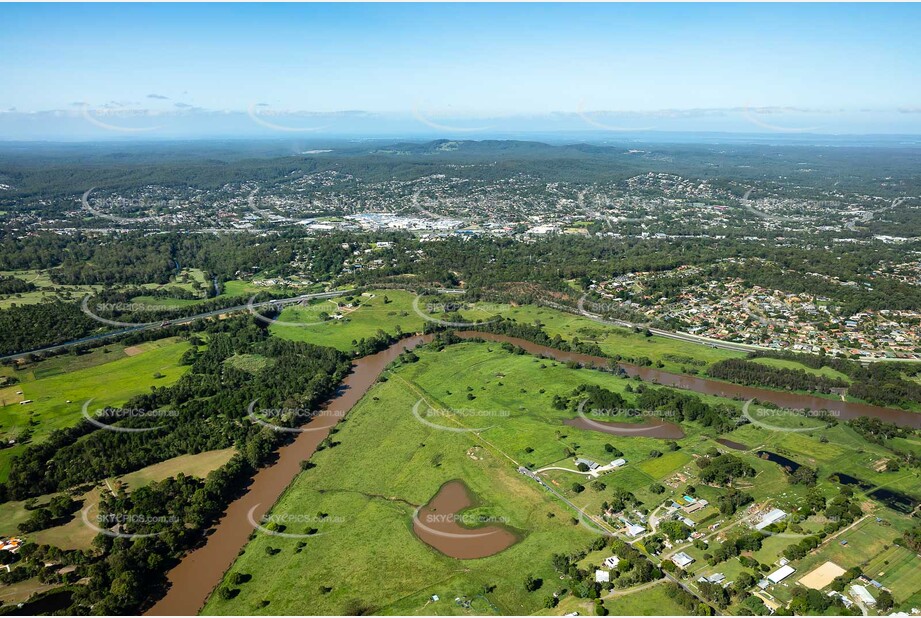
[146,335,432,616]
[716,438,751,451]
[455,332,921,430]
[412,480,519,559]
[148,329,920,615]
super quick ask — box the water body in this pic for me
[146,334,433,616]
[868,488,919,514]
[716,438,750,451]
[454,332,921,430]
[756,450,801,473]
[828,472,874,491]
[412,480,519,559]
[148,330,920,615]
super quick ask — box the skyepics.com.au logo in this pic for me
[576,101,656,133]
[247,505,345,539]
[420,512,509,526]
[742,399,839,433]
[245,291,353,328]
[411,508,504,540]
[82,187,160,225]
[576,400,676,434]
[575,294,642,326]
[81,503,180,539]
[246,399,345,433]
[81,399,179,433]
[411,105,491,134]
[81,294,186,328]
[411,399,508,433]
[411,292,510,328]
[247,104,325,133]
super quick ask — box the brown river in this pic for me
[146,335,433,615]
[147,330,919,615]
[455,332,921,430]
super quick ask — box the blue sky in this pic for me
[1,3,920,138]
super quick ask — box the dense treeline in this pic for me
[696,453,756,486]
[436,315,606,357]
[0,231,357,285]
[0,315,350,500]
[633,387,742,432]
[705,350,921,410]
[748,349,856,375]
[707,358,849,393]
[74,458,255,614]
[847,362,921,409]
[847,416,912,443]
[0,300,100,356]
[0,275,36,295]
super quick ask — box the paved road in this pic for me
[541,297,763,355]
[0,289,353,362]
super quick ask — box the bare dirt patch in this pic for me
[798,561,846,590]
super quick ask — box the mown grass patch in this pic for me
[751,357,852,383]
[0,337,191,481]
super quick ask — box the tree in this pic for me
[877,590,894,611]
[524,575,543,592]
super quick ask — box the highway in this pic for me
[541,296,918,364]
[6,285,914,365]
[0,289,353,362]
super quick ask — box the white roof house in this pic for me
[672,552,695,568]
[850,585,876,606]
[755,509,788,531]
[610,458,627,467]
[603,556,620,569]
[575,458,600,470]
[595,569,610,583]
[625,523,646,537]
[767,565,796,584]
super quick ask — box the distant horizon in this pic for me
[2,127,921,148]
[2,3,920,139]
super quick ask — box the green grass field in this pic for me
[0,269,102,309]
[202,371,597,615]
[768,517,904,607]
[202,341,779,616]
[862,544,921,605]
[499,305,746,372]
[203,333,921,615]
[0,337,191,481]
[600,583,690,615]
[270,290,427,351]
[750,357,852,383]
